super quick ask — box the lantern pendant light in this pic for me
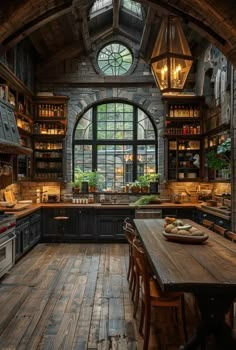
[151,16,193,94]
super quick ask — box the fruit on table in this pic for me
[165,224,175,233]
[164,216,205,236]
[165,217,177,224]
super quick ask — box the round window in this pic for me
[97,43,133,76]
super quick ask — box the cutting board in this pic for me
[4,190,16,203]
[4,203,30,211]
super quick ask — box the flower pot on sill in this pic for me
[141,186,149,193]
[73,187,80,194]
[89,185,97,192]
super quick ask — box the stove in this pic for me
[0,213,16,279]
[0,213,15,226]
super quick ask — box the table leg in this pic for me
[179,293,236,350]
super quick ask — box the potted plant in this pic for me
[84,170,105,192]
[130,181,141,193]
[137,175,150,193]
[146,173,160,194]
[72,169,85,193]
[206,138,231,178]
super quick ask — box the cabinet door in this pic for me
[30,211,41,244]
[96,209,134,241]
[15,225,23,261]
[16,217,30,254]
[42,208,77,241]
[42,208,63,240]
[77,208,95,240]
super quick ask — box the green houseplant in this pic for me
[130,181,141,193]
[85,170,105,192]
[137,175,150,193]
[147,173,160,194]
[206,138,231,177]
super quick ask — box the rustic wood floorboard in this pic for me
[0,243,234,350]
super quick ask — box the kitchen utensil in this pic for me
[4,190,16,203]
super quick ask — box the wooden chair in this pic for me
[225,231,236,242]
[213,224,227,237]
[201,219,214,230]
[123,218,137,300]
[224,230,236,329]
[132,239,187,350]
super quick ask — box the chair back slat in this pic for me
[202,219,214,230]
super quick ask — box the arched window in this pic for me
[73,101,158,190]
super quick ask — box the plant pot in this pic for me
[131,187,140,193]
[89,185,97,192]
[149,181,159,194]
[81,181,89,193]
[73,187,80,194]
[141,186,149,193]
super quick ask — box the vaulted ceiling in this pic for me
[0,0,236,73]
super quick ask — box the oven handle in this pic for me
[0,233,16,248]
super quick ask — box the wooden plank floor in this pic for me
[0,243,234,350]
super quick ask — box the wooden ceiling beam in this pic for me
[37,41,82,74]
[73,7,92,53]
[138,0,226,45]
[117,27,141,44]
[139,7,157,57]
[91,27,114,43]
[113,0,121,29]
[2,3,73,50]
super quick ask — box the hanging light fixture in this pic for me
[151,16,193,94]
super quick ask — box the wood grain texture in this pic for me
[134,219,236,293]
[0,242,228,349]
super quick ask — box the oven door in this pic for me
[0,229,16,279]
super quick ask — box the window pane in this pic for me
[73,102,157,189]
[74,110,92,140]
[74,145,92,173]
[137,145,156,177]
[97,43,133,76]
[97,103,133,140]
[122,0,143,19]
[137,109,155,140]
[97,144,133,189]
[90,0,112,15]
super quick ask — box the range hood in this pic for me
[0,99,32,155]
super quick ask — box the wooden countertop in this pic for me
[4,202,230,221]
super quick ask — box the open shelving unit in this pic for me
[163,96,204,181]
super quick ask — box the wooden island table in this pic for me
[133,218,236,350]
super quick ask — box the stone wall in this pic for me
[37,50,165,188]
